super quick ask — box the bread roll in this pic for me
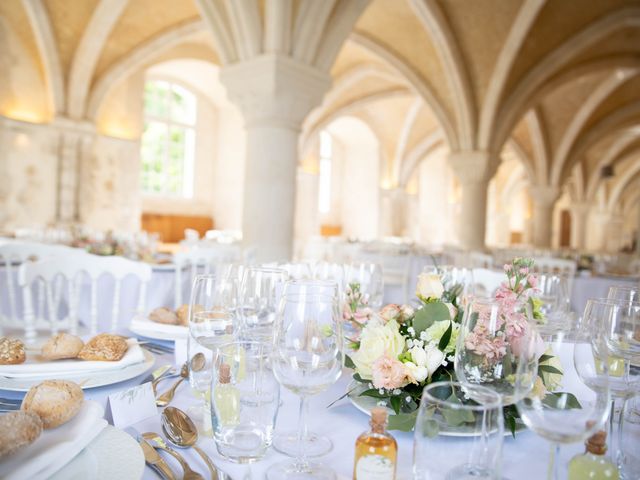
[176,304,204,326]
[0,337,25,365]
[0,411,43,457]
[41,333,84,360]
[21,380,83,429]
[77,333,128,361]
[149,307,179,325]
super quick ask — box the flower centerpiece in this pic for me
[342,258,576,434]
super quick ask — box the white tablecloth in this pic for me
[0,341,596,480]
[570,274,639,314]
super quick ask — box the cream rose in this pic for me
[350,319,405,379]
[379,304,401,323]
[404,361,428,383]
[416,273,444,301]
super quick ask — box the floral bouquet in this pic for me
[342,258,575,433]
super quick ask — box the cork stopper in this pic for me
[219,363,231,384]
[584,422,607,455]
[370,407,388,432]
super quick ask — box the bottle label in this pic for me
[356,454,395,480]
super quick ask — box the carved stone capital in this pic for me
[220,54,331,130]
[448,151,495,184]
[529,185,561,207]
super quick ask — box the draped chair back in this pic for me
[18,255,151,342]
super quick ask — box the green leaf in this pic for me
[538,365,563,375]
[413,302,451,335]
[542,392,582,410]
[538,354,554,363]
[390,396,402,414]
[441,393,475,426]
[438,321,453,351]
[359,389,389,399]
[344,355,356,370]
[353,373,367,383]
[506,415,517,438]
[387,411,418,432]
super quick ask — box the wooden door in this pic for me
[560,210,571,247]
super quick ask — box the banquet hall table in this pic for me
[571,273,639,313]
[0,340,596,480]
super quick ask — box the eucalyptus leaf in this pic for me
[388,411,418,432]
[359,388,389,399]
[441,393,475,426]
[542,392,581,410]
[413,302,451,335]
[390,396,402,414]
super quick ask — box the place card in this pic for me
[106,382,157,428]
[175,338,188,366]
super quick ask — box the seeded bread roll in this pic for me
[21,380,83,429]
[77,333,128,361]
[149,307,179,325]
[0,411,43,457]
[0,337,26,365]
[41,333,84,360]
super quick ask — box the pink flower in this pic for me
[519,267,529,275]
[503,264,513,272]
[464,327,507,361]
[380,304,401,323]
[527,274,538,288]
[371,353,412,389]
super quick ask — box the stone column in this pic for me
[448,152,494,250]
[569,202,590,250]
[53,117,95,224]
[220,55,331,262]
[530,185,560,248]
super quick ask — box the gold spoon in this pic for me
[141,432,204,480]
[162,406,223,480]
[156,353,206,407]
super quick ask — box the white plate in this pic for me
[0,350,155,392]
[347,379,521,437]
[129,317,188,341]
[49,425,144,480]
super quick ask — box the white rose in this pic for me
[424,346,445,377]
[351,319,405,379]
[400,304,415,320]
[416,273,444,300]
[409,346,427,367]
[404,361,428,383]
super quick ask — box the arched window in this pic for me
[140,79,196,197]
[318,130,332,213]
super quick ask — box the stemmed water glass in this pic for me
[454,296,539,406]
[535,274,571,335]
[272,280,340,459]
[423,264,474,307]
[515,321,611,480]
[345,263,384,310]
[187,274,239,425]
[588,298,640,477]
[266,289,343,480]
[238,266,289,342]
[608,285,639,304]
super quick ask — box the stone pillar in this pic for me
[53,117,95,224]
[530,185,560,248]
[448,152,494,250]
[569,202,590,250]
[220,55,330,262]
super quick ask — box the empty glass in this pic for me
[238,266,289,342]
[607,285,639,304]
[345,262,384,310]
[211,340,280,463]
[266,291,343,480]
[422,265,474,308]
[455,297,538,406]
[187,274,238,423]
[413,381,504,480]
[535,274,571,335]
[516,320,611,480]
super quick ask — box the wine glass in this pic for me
[266,290,343,480]
[608,285,639,304]
[535,274,571,335]
[345,262,384,310]
[591,298,640,477]
[455,296,539,406]
[516,317,611,480]
[187,274,239,425]
[272,279,340,459]
[238,266,289,343]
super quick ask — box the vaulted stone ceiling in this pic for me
[1,0,640,216]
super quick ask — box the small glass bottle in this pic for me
[353,407,397,480]
[213,363,240,426]
[567,429,619,480]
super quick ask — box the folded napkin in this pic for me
[1,339,145,378]
[129,314,188,340]
[0,400,107,480]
